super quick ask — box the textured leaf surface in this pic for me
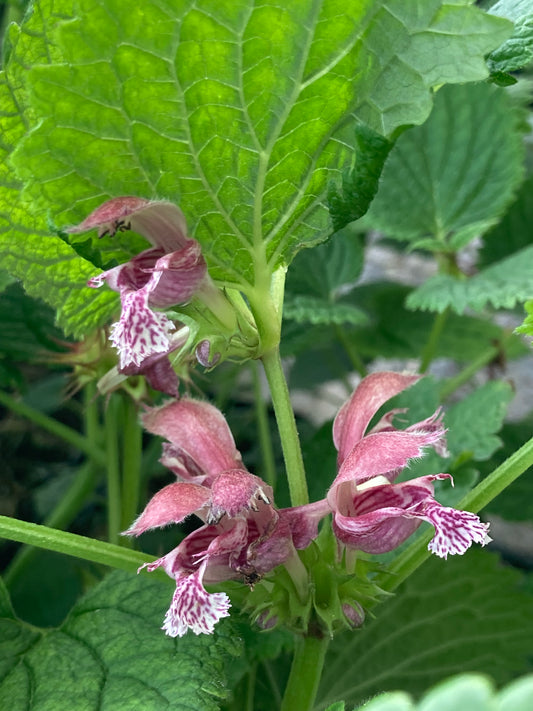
[487,14,533,75]
[406,245,533,314]
[0,0,510,336]
[328,124,392,232]
[284,227,367,326]
[489,0,533,77]
[0,570,239,711]
[362,83,525,251]
[315,551,533,710]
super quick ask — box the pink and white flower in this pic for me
[126,398,303,637]
[69,197,208,371]
[328,372,491,559]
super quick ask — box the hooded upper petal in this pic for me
[333,372,420,467]
[143,398,244,485]
[328,427,446,506]
[68,197,189,252]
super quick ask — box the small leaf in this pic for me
[284,295,368,327]
[445,381,513,461]
[328,124,392,233]
[487,14,533,75]
[284,227,367,326]
[362,83,525,251]
[407,245,533,314]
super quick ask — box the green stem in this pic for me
[280,634,330,711]
[0,516,159,574]
[438,344,500,401]
[261,347,308,506]
[335,325,367,378]
[378,434,533,593]
[419,308,449,373]
[251,360,277,489]
[120,396,142,535]
[0,389,105,467]
[105,395,122,545]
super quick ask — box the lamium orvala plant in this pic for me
[1,1,533,710]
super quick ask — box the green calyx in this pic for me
[244,524,391,637]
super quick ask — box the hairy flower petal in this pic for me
[125,482,210,536]
[329,428,446,504]
[143,398,244,485]
[333,371,420,466]
[68,197,189,252]
[209,469,271,521]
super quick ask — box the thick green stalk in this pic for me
[0,388,105,467]
[378,434,533,592]
[0,516,159,574]
[280,634,330,711]
[261,347,308,506]
[120,396,143,534]
[251,360,277,489]
[105,395,122,545]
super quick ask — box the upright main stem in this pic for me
[261,347,308,506]
[280,634,330,711]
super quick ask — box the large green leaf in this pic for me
[315,551,533,710]
[362,83,525,251]
[0,569,239,710]
[0,0,510,336]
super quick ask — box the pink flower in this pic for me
[69,198,208,370]
[328,372,491,559]
[126,398,302,637]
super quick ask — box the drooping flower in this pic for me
[328,372,491,559]
[69,198,212,370]
[126,398,305,637]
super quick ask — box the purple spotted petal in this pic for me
[419,502,491,559]
[110,288,176,369]
[162,565,231,637]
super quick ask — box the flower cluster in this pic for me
[127,372,489,637]
[125,398,313,636]
[70,197,250,396]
